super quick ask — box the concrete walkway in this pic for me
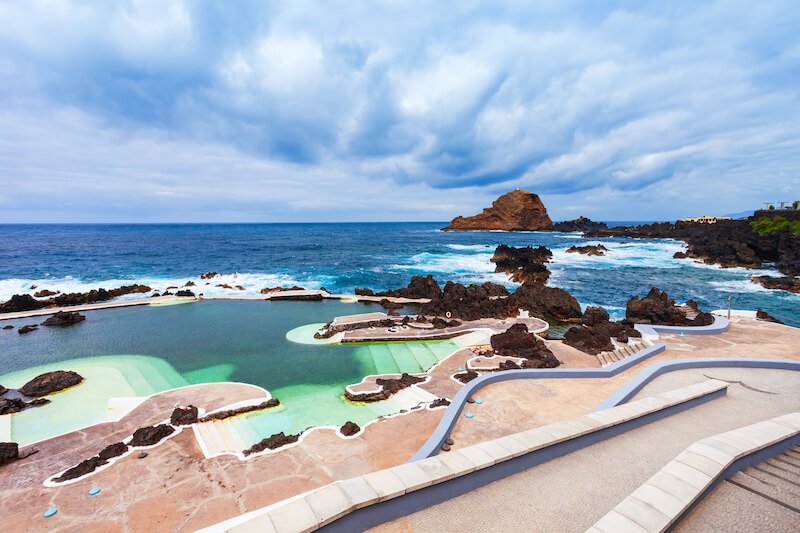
[370,367,800,533]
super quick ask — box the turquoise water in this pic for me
[0,300,459,445]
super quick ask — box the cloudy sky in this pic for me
[0,0,798,223]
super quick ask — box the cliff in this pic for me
[443,190,552,231]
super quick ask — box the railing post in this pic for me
[727,296,732,320]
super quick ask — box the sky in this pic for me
[0,0,798,223]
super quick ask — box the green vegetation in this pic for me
[751,216,800,238]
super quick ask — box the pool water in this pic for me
[0,300,460,446]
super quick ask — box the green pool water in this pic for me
[0,300,460,446]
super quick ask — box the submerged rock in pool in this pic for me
[42,311,86,327]
[344,373,425,402]
[243,432,300,455]
[18,324,39,334]
[0,397,50,415]
[170,405,199,426]
[19,370,83,397]
[2,325,15,330]
[340,421,360,437]
[130,424,175,447]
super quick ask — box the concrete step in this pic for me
[730,469,800,510]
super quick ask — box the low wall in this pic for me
[407,343,667,462]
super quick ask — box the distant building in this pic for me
[680,215,731,224]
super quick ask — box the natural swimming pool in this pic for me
[0,299,460,446]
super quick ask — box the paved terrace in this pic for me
[1,315,798,532]
[371,366,800,533]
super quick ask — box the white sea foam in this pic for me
[445,244,496,251]
[0,272,319,301]
[550,239,686,270]
[391,251,515,287]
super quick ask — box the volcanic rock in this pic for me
[0,442,19,465]
[18,324,38,334]
[511,282,582,321]
[0,294,49,313]
[340,421,360,437]
[581,306,610,327]
[752,275,800,294]
[199,399,280,422]
[0,397,50,415]
[200,272,218,279]
[626,288,714,326]
[0,384,5,395]
[453,370,478,383]
[20,370,83,397]
[756,309,783,324]
[563,306,643,355]
[42,311,86,327]
[431,317,462,329]
[542,217,608,233]
[2,325,12,330]
[170,405,199,426]
[98,442,128,460]
[243,432,300,455]
[184,281,195,287]
[49,284,152,307]
[498,360,522,370]
[54,456,107,482]
[129,424,175,447]
[260,286,306,294]
[490,323,559,368]
[33,289,59,298]
[491,244,552,283]
[358,275,442,300]
[344,373,425,402]
[419,281,511,321]
[174,290,195,297]
[566,244,608,256]
[430,398,451,408]
[444,190,552,231]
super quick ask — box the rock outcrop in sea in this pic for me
[541,217,609,233]
[566,244,608,256]
[42,311,86,327]
[0,284,153,313]
[443,189,552,231]
[752,275,800,294]
[491,244,552,283]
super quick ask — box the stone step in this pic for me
[730,469,800,510]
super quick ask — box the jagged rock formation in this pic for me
[511,282,582,321]
[430,398,450,408]
[756,309,783,324]
[0,284,153,313]
[129,425,175,447]
[34,289,59,297]
[563,306,641,355]
[489,323,559,368]
[340,421,360,436]
[42,311,86,327]
[542,217,608,233]
[443,190,552,231]
[453,370,478,383]
[355,275,442,300]
[587,218,800,277]
[260,286,306,294]
[752,275,800,293]
[566,244,608,256]
[0,397,50,415]
[170,406,199,426]
[0,442,19,465]
[19,371,83,397]
[199,399,280,422]
[491,245,552,283]
[626,288,714,326]
[344,373,425,402]
[243,432,300,455]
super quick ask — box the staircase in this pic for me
[595,339,649,367]
[679,303,699,321]
[726,445,800,512]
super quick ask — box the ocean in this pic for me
[0,222,798,325]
